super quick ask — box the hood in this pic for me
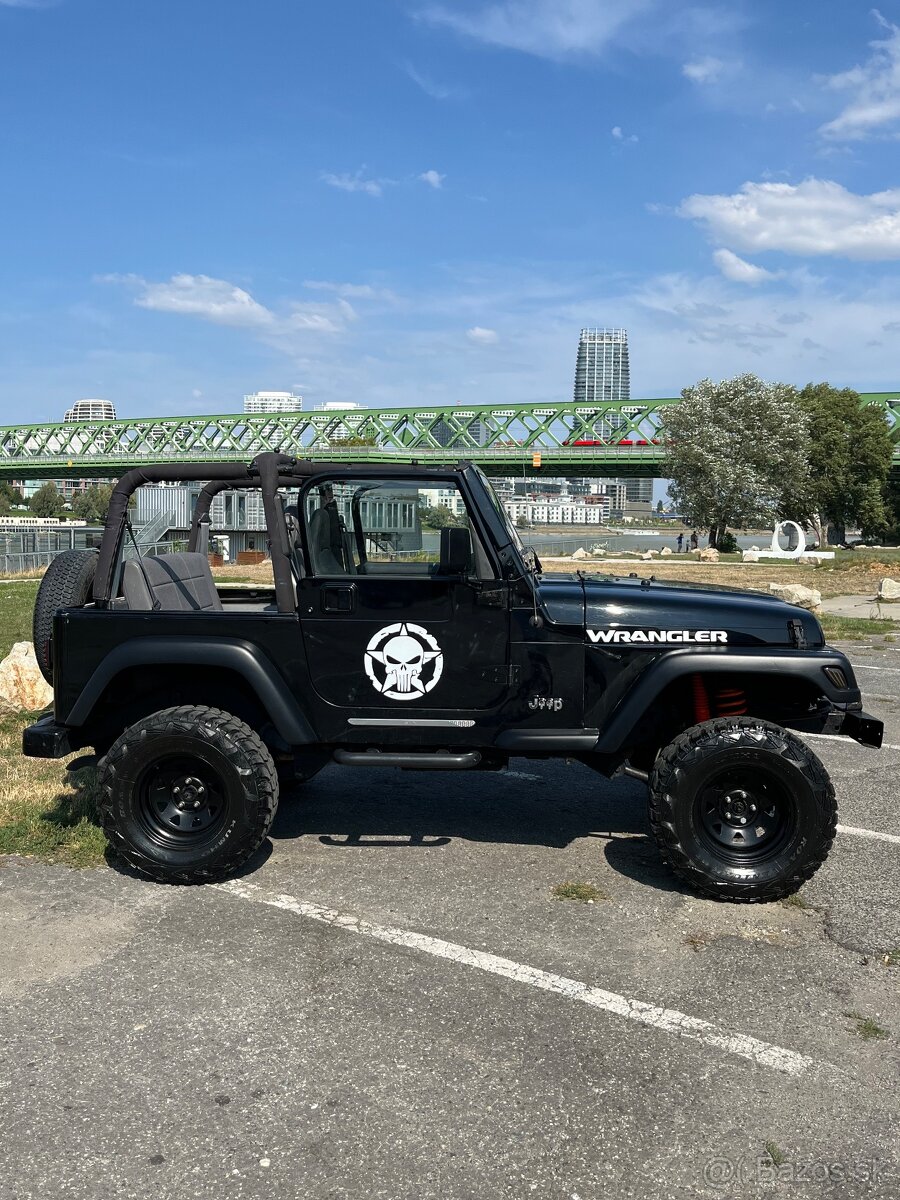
[537,573,824,648]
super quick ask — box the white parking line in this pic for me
[214,879,815,1076]
[801,731,900,751]
[837,823,900,846]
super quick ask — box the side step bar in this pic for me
[333,749,482,770]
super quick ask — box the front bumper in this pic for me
[22,715,77,759]
[827,707,884,749]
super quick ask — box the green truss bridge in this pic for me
[1,393,899,481]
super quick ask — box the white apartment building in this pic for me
[243,390,303,414]
[504,497,610,526]
[64,398,116,422]
[419,487,468,519]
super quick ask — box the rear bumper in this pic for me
[22,715,77,759]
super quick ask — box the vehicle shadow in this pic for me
[269,763,687,895]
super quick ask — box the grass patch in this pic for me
[683,931,711,952]
[780,892,812,911]
[764,1142,787,1167]
[551,880,608,904]
[818,613,900,641]
[845,1012,889,1041]
[0,580,40,659]
[0,711,105,868]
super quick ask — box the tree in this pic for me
[662,374,810,548]
[29,482,63,518]
[793,383,894,544]
[0,482,21,506]
[72,484,114,524]
[418,503,461,529]
[0,494,9,518]
[655,500,664,514]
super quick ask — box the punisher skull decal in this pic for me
[364,622,443,701]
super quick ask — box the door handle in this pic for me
[321,584,356,614]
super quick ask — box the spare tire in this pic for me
[33,549,99,684]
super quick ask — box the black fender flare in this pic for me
[65,636,316,746]
[592,647,861,754]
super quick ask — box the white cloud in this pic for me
[682,55,724,84]
[467,326,499,344]
[101,273,352,341]
[819,12,900,140]
[712,248,777,284]
[321,169,387,197]
[303,280,398,301]
[679,178,900,260]
[419,0,657,61]
[611,125,638,143]
[132,274,275,328]
[404,62,465,100]
[419,169,446,189]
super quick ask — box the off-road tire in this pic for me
[98,705,279,884]
[32,549,99,684]
[648,717,836,902]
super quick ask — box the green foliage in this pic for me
[0,494,9,518]
[330,433,378,447]
[418,503,461,529]
[28,482,63,518]
[71,484,114,524]
[717,531,739,553]
[795,383,893,541]
[0,482,21,506]
[662,375,810,547]
[655,499,664,513]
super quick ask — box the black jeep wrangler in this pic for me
[23,452,882,900]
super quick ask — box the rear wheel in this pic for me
[32,549,98,684]
[98,705,279,884]
[648,717,836,902]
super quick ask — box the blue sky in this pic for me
[1,0,899,423]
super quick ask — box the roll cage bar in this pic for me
[93,452,518,615]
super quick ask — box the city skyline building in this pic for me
[243,390,303,414]
[64,398,116,422]
[574,328,630,406]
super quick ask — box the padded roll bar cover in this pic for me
[93,462,254,603]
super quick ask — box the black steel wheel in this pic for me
[649,717,836,902]
[98,705,279,884]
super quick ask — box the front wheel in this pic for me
[98,705,279,884]
[648,717,836,902]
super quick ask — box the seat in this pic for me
[122,553,224,612]
[308,505,347,575]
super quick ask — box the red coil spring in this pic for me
[692,674,711,723]
[715,686,748,717]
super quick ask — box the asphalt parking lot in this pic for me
[2,640,900,1200]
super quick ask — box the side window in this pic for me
[303,479,490,577]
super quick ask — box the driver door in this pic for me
[296,477,510,736]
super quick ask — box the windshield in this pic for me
[471,466,531,561]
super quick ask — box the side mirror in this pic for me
[439,527,472,575]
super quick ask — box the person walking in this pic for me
[676,532,684,553]
[690,529,699,551]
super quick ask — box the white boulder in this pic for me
[660,546,673,556]
[877,577,900,601]
[698,547,720,562]
[768,583,822,611]
[570,547,588,560]
[0,642,53,713]
[742,550,760,563]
